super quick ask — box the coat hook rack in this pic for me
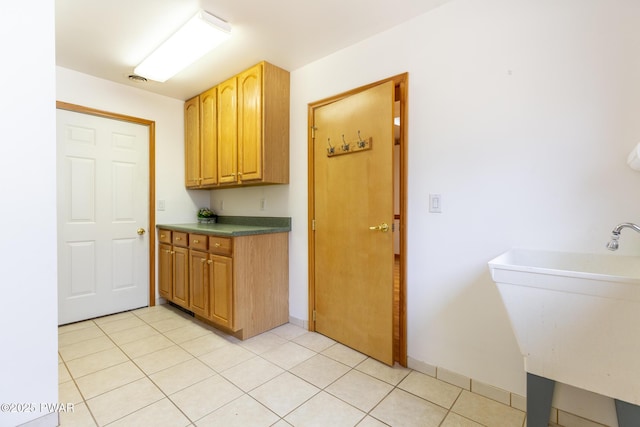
[327,131,372,157]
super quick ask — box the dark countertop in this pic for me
[157,216,291,237]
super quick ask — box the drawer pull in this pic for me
[193,239,200,244]
[176,237,182,241]
[215,243,221,248]
[160,234,165,238]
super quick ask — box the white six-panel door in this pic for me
[57,109,149,325]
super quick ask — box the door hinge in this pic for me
[392,223,395,232]
[312,310,316,321]
[310,126,317,139]
[312,219,316,230]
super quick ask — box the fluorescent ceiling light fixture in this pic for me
[134,10,231,82]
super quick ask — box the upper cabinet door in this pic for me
[237,63,263,182]
[200,87,218,186]
[184,96,200,188]
[217,76,238,184]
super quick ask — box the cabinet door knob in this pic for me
[207,259,213,264]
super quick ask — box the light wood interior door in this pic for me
[312,81,395,365]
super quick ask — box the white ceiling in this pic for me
[56,0,451,100]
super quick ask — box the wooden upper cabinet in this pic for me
[185,89,218,189]
[184,96,200,188]
[259,61,290,185]
[238,64,262,182]
[184,61,290,189]
[237,62,290,185]
[200,87,218,186]
[217,76,238,184]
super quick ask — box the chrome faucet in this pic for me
[606,223,640,251]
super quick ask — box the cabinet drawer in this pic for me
[158,229,172,244]
[209,236,232,256]
[172,231,188,247]
[190,234,208,251]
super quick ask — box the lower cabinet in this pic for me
[158,230,189,307]
[172,235,189,308]
[188,249,210,318]
[158,242,173,300]
[158,228,288,339]
[210,254,233,329]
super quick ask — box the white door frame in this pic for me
[56,101,157,309]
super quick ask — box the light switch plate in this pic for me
[429,194,442,213]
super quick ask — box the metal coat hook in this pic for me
[327,138,335,155]
[357,130,366,148]
[341,134,350,151]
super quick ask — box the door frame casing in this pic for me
[307,73,408,366]
[56,101,157,307]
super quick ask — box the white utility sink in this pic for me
[489,248,640,405]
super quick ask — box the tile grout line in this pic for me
[59,308,196,425]
[435,389,491,427]
[95,311,169,426]
[61,306,527,427]
[124,306,204,426]
[85,308,197,426]
[59,349,101,427]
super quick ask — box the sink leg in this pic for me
[527,373,555,427]
[616,399,640,427]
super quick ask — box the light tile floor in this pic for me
[58,304,526,427]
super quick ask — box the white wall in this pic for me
[215,0,640,424]
[0,3,59,426]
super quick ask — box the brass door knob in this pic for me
[369,223,389,232]
[137,228,146,235]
